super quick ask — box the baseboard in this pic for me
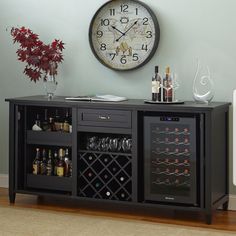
[229,194,236,211]
[0,174,8,188]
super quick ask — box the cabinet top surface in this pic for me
[5,95,230,111]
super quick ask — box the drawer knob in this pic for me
[98,115,110,120]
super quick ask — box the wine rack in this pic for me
[78,151,132,201]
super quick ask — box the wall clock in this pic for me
[89,0,160,71]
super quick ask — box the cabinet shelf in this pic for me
[26,174,72,192]
[26,130,72,146]
[79,149,132,157]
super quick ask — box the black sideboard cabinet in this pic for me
[5,96,230,224]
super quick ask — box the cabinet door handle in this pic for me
[98,115,110,120]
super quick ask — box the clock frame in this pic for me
[89,0,160,71]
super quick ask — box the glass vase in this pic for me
[44,73,58,100]
[192,59,214,104]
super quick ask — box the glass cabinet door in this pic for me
[144,115,199,206]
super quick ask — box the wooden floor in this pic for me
[1,188,236,232]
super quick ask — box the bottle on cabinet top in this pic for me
[152,66,162,102]
[163,67,173,102]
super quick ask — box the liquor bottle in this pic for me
[151,66,161,101]
[63,110,70,133]
[53,150,59,176]
[35,114,41,127]
[68,160,72,177]
[54,109,61,131]
[57,148,65,177]
[48,117,56,132]
[46,149,53,176]
[42,109,49,131]
[32,114,42,131]
[40,148,47,175]
[32,148,41,175]
[64,148,70,177]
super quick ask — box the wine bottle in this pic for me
[163,66,173,102]
[151,66,161,101]
[119,192,126,200]
[32,148,41,175]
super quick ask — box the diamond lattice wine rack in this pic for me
[78,133,132,201]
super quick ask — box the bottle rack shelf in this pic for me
[26,174,72,192]
[78,151,132,201]
[26,130,72,146]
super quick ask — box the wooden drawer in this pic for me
[78,109,131,128]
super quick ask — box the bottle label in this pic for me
[46,166,52,176]
[63,123,69,132]
[152,81,158,93]
[57,167,64,177]
[33,164,39,175]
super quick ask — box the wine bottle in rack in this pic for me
[32,148,41,175]
[119,192,126,200]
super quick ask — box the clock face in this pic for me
[89,0,160,71]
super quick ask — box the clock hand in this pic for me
[111,26,125,36]
[116,20,138,42]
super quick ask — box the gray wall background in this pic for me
[0,0,236,194]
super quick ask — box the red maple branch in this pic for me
[11,26,65,82]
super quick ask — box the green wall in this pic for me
[0,0,236,194]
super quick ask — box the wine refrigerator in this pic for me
[144,114,202,206]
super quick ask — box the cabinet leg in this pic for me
[9,192,16,204]
[205,213,212,224]
[223,201,229,211]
